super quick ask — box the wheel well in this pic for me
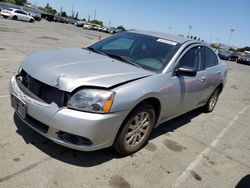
[134,97,161,124]
[113,97,161,145]
[217,83,223,94]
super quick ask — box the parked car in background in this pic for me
[237,53,250,65]
[67,19,77,25]
[9,30,227,155]
[228,52,239,61]
[0,8,34,22]
[107,27,117,34]
[99,26,108,32]
[83,23,92,29]
[53,16,68,24]
[91,24,102,31]
[28,11,41,21]
[75,20,85,27]
[218,50,231,60]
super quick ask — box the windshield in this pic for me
[89,32,180,72]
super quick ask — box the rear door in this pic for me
[203,47,221,101]
[19,11,28,21]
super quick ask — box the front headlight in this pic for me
[17,66,22,74]
[67,89,115,113]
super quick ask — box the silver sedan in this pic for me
[9,30,227,155]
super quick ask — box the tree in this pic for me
[90,19,103,26]
[40,3,57,14]
[193,36,197,40]
[61,11,67,17]
[211,44,220,49]
[117,25,126,31]
[14,0,26,5]
[0,0,27,6]
[237,46,250,52]
[75,12,78,20]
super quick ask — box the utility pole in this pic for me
[188,25,192,37]
[94,9,96,20]
[71,5,74,18]
[228,29,235,46]
[168,26,171,34]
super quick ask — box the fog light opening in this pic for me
[57,131,92,146]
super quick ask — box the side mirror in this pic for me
[175,66,197,77]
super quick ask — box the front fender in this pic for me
[111,74,166,115]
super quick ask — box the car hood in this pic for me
[21,48,154,92]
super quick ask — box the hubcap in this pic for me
[209,93,218,110]
[126,112,151,146]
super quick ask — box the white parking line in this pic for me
[0,95,9,98]
[173,105,249,188]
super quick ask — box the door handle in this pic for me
[198,76,206,82]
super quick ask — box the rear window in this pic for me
[204,47,218,68]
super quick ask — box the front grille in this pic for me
[17,70,67,107]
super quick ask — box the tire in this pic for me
[3,15,8,19]
[113,104,156,155]
[29,19,34,23]
[203,88,220,113]
[12,15,17,20]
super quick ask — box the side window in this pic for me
[204,47,218,68]
[102,38,134,51]
[20,11,27,15]
[178,46,203,71]
[15,10,26,15]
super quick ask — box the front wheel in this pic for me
[2,15,8,19]
[203,88,220,112]
[113,104,156,155]
[29,19,34,23]
[12,15,17,20]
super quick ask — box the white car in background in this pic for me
[0,8,34,23]
[83,23,92,30]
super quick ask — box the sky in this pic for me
[29,0,250,47]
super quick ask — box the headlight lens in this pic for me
[17,66,22,74]
[67,89,114,113]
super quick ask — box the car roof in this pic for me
[128,30,193,44]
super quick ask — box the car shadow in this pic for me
[150,108,202,140]
[13,109,202,167]
[13,113,124,167]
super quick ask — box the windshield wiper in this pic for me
[105,53,142,69]
[85,47,107,56]
[86,47,142,69]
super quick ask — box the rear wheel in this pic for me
[29,19,34,23]
[12,15,17,20]
[113,104,155,155]
[203,88,220,112]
